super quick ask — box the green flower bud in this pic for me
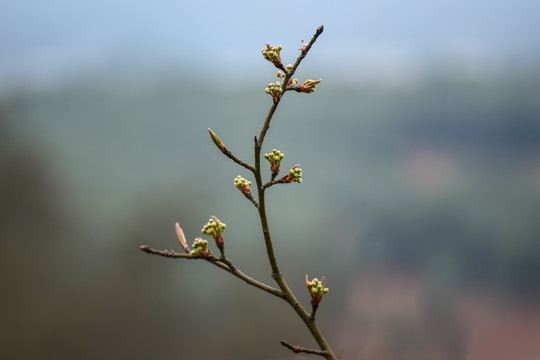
[305,275,329,305]
[264,149,285,176]
[208,128,228,153]
[282,165,302,183]
[262,44,284,69]
[234,175,252,196]
[190,237,212,258]
[201,216,226,249]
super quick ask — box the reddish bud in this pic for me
[299,78,321,93]
[175,222,190,253]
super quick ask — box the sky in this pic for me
[1,0,540,89]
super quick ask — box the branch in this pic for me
[139,245,197,259]
[262,178,286,190]
[253,26,337,360]
[242,192,259,208]
[223,149,256,173]
[217,256,285,298]
[216,148,254,173]
[143,25,337,360]
[208,128,256,173]
[139,246,283,298]
[281,26,324,97]
[280,340,330,357]
[256,26,324,149]
[256,102,279,150]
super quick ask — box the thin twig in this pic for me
[262,178,286,190]
[256,102,279,149]
[222,148,256,173]
[209,128,256,173]
[217,256,285,298]
[281,26,324,97]
[139,246,283,298]
[280,340,329,356]
[243,192,259,208]
[256,26,324,149]
[139,245,197,259]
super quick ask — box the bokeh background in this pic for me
[2,1,540,359]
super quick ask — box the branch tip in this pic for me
[280,340,328,356]
[208,128,255,172]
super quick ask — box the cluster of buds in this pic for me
[234,176,252,196]
[306,275,329,306]
[201,216,226,249]
[265,81,283,103]
[261,44,283,68]
[190,237,212,258]
[264,149,285,177]
[208,128,228,154]
[276,71,299,87]
[298,78,321,93]
[281,165,303,183]
[175,222,190,253]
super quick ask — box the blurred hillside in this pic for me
[1,69,540,359]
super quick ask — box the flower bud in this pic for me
[202,216,226,249]
[265,81,283,104]
[281,164,302,183]
[264,149,285,177]
[175,222,190,253]
[306,274,329,305]
[261,44,284,69]
[234,175,252,196]
[208,128,228,154]
[298,78,322,93]
[190,237,212,258]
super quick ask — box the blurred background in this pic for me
[2,1,540,359]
